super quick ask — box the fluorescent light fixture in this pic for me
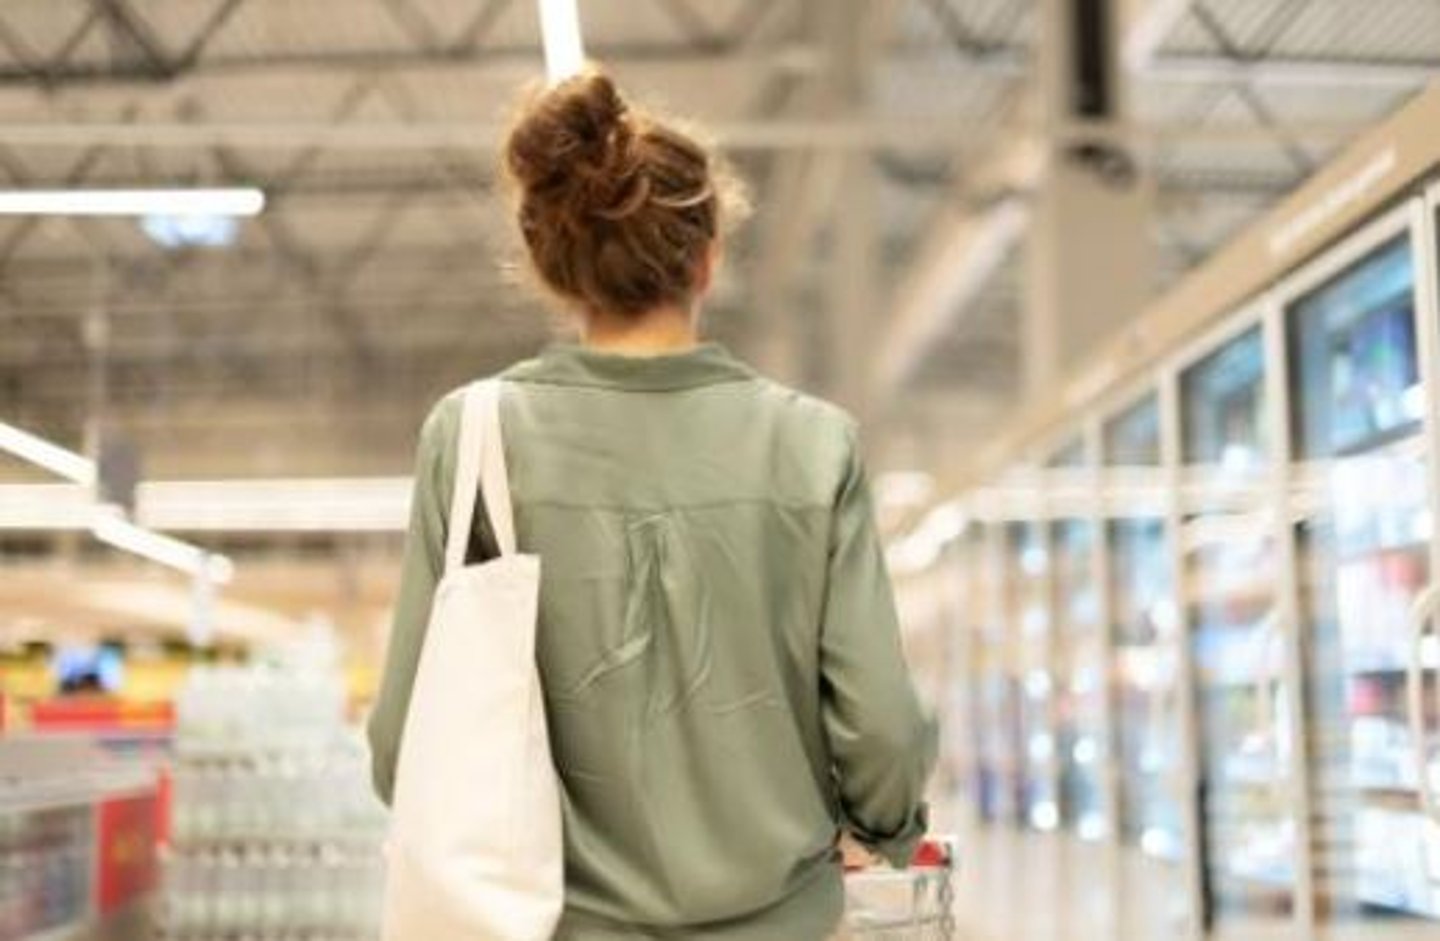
[0,420,96,485]
[538,0,585,84]
[136,477,412,532]
[0,484,96,530]
[92,513,234,585]
[0,187,265,217]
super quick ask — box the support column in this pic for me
[1024,0,1153,403]
[752,0,889,407]
[828,151,880,420]
[822,0,886,421]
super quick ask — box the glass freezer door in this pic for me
[1007,519,1059,832]
[1287,227,1440,927]
[1179,325,1299,931]
[1047,440,1109,841]
[1104,395,1185,861]
[976,523,1022,826]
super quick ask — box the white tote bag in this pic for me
[381,379,564,941]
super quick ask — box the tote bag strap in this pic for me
[443,379,518,573]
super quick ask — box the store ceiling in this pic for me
[0,0,1434,485]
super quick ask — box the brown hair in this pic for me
[503,67,747,318]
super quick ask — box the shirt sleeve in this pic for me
[820,427,939,867]
[366,397,455,806]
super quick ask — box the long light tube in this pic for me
[538,0,585,84]
[0,187,265,217]
[136,477,412,532]
[0,420,96,485]
[92,513,235,585]
[0,484,95,530]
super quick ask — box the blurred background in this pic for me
[0,1,1437,939]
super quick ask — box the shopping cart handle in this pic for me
[840,833,957,871]
[911,836,955,869]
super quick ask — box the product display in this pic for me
[0,804,92,939]
[0,740,160,941]
[162,660,387,940]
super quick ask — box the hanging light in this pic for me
[92,513,235,585]
[0,420,96,485]
[0,187,264,217]
[537,0,585,84]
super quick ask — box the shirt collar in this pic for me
[503,341,758,392]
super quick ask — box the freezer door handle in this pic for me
[1406,583,1440,828]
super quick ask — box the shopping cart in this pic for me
[842,836,957,940]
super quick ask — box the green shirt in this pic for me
[367,343,937,941]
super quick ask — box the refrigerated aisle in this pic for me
[924,65,1440,941]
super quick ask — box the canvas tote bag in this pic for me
[381,379,564,941]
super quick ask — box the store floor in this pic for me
[946,825,1191,941]
[943,825,1440,941]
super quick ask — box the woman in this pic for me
[368,68,936,941]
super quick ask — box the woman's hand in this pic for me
[838,832,881,871]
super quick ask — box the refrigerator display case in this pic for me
[1286,219,1440,926]
[0,739,160,941]
[1103,395,1185,861]
[1047,438,1110,841]
[1179,323,1299,930]
[938,88,1440,938]
[974,524,1023,825]
[948,531,987,829]
[1007,518,1059,831]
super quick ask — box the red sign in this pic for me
[31,699,174,733]
[96,794,159,914]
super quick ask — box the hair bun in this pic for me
[503,66,742,317]
[505,70,650,225]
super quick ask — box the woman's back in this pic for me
[509,343,931,933]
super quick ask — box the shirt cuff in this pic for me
[847,802,930,869]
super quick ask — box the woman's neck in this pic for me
[581,304,699,355]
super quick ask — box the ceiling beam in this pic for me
[0,41,828,85]
[0,116,984,151]
[1123,0,1196,71]
[747,0,896,384]
[1150,53,1440,90]
[0,113,1371,153]
[1122,0,1435,89]
[872,197,1030,398]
